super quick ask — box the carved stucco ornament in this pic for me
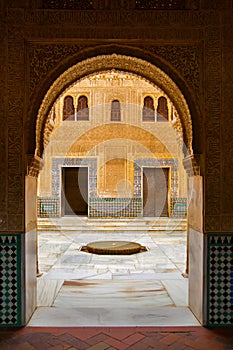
[36,54,193,158]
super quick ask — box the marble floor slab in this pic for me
[52,280,175,308]
[32,228,197,326]
[37,278,64,307]
[29,306,199,326]
[38,230,187,278]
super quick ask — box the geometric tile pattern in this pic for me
[89,197,142,217]
[0,234,22,326]
[37,197,59,218]
[170,198,187,217]
[207,234,233,326]
[0,326,233,349]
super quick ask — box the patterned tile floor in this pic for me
[0,326,233,350]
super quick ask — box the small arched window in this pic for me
[157,96,168,121]
[111,100,121,121]
[63,96,75,121]
[142,96,155,121]
[77,95,89,120]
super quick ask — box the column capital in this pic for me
[183,154,201,177]
[26,154,43,177]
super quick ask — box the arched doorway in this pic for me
[27,54,204,325]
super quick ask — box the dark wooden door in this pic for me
[62,167,88,215]
[143,168,169,217]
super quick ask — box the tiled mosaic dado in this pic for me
[89,198,142,217]
[207,234,233,326]
[0,234,22,326]
[170,198,187,217]
[38,197,60,217]
[43,157,183,218]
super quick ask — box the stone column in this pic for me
[24,155,42,323]
[183,154,205,324]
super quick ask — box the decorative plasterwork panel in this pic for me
[142,45,201,94]
[28,43,201,99]
[204,26,221,226]
[36,54,193,158]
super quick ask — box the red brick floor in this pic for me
[0,327,232,350]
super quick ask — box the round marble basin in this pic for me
[82,240,146,255]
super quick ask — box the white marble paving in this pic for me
[29,307,199,326]
[161,279,188,306]
[37,278,64,307]
[52,280,174,308]
[31,226,200,326]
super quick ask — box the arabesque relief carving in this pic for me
[143,45,201,93]
[204,27,221,223]
[28,43,201,99]
[29,44,86,95]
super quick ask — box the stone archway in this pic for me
[30,54,204,326]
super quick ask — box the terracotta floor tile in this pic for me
[48,345,71,350]
[104,337,128,350]
[58,333,89,349]
[86,332,109,345]
[160,333,182,345]
[125,341,157,350]
[104,328,136,341]
[86,342,111,350]
[123,332,145,345]
[0,327,232,350]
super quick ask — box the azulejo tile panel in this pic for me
[0,234,22,326]
[170,198,187,217]
[38,197,59,217]
[207,234,233,326]
[89,198,142,217]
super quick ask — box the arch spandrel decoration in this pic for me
[36,54,193,158]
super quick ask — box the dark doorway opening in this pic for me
[143,167,169,217]
[62,167,88,215]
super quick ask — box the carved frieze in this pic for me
[203,26,221,225]
[42,0,93,9]
[221,24,233,215]
[9,8,217,26]
[0,17,7,218]
[7,35,25,231]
